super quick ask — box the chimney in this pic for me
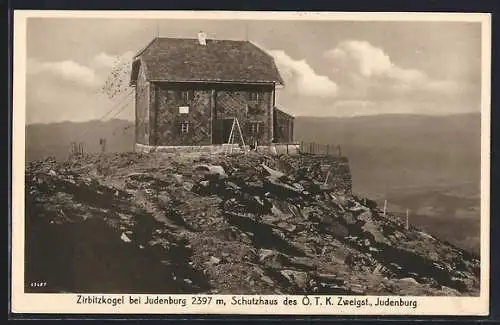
[197,31,207,46]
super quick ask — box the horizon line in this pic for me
[25,111,481,126]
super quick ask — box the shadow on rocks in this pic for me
[25,202,210,294]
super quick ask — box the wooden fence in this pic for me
[298,141,342,156]
[69,142,85,158]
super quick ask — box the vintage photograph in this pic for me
[13,11,490,314]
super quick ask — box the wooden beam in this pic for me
[210,89,215,144]
[269,90,274,144]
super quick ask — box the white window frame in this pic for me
[248,92,261,101]
[181,121,189,134]
[179,90,193,103]
[249,121,261,134]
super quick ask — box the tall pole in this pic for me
[383,199,387,217]
[406,209,409,230]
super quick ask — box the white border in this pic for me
[11,10,491,316]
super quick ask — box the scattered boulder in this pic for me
[280,269,309,291]
[172,174,183,185]
[258,249,290,268]
[193,164,227,179]
[207,256,221,266]
[25,152,481,296]
[261,163,286,179]
[120,232,132,243]
[399,277,419,285]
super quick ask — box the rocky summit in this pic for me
[25,152,480,296]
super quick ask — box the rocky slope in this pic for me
[25,152,480,296]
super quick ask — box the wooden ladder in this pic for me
[225,118,246,154]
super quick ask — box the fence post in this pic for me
[406,209,409,230]
[383,199,387,217]
[100,138,107,153]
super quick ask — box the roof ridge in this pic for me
[130,37,284,85]
[134,37,252,59]
[158,37,250,44]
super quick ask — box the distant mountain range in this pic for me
[25,112,482,253]
[293,112,482,254]
[26,119,135,163]
[294,112,481,197]
[26,113,481,195]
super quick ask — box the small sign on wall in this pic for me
[179,106,190,114]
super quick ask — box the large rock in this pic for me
[258,249,288,268]
[280,269,309,291]
[193,164,227,179]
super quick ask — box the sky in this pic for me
[25,17,483,124]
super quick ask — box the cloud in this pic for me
[27,51,135,102]
[26,72,135,124]
[91,51,135,69]
[26,51,136,124]
[265,49,338,98]
[324,40,467,100]
[325,40,426,82]
[91,53,119,68]
[27,58,99,88]
[326,40,395,78]
[27,51,135,90]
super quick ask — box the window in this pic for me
[248,92,261,101]
[181,121,189,134]
[177,90,194,103]
[248,121,262,135]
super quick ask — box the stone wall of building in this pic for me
[135,62,150,145]
[146,82,275,147]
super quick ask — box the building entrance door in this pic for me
[212,118,235,144]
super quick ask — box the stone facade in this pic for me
[213,86,273,146]
[152,83,212,146]
[136,81,277,147]
[135,62,151,145]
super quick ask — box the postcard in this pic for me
[11,10,491,316]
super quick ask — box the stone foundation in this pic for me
[135,143,242,154]
[135,143,301,155]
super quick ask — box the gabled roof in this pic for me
[130,37,284,86]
